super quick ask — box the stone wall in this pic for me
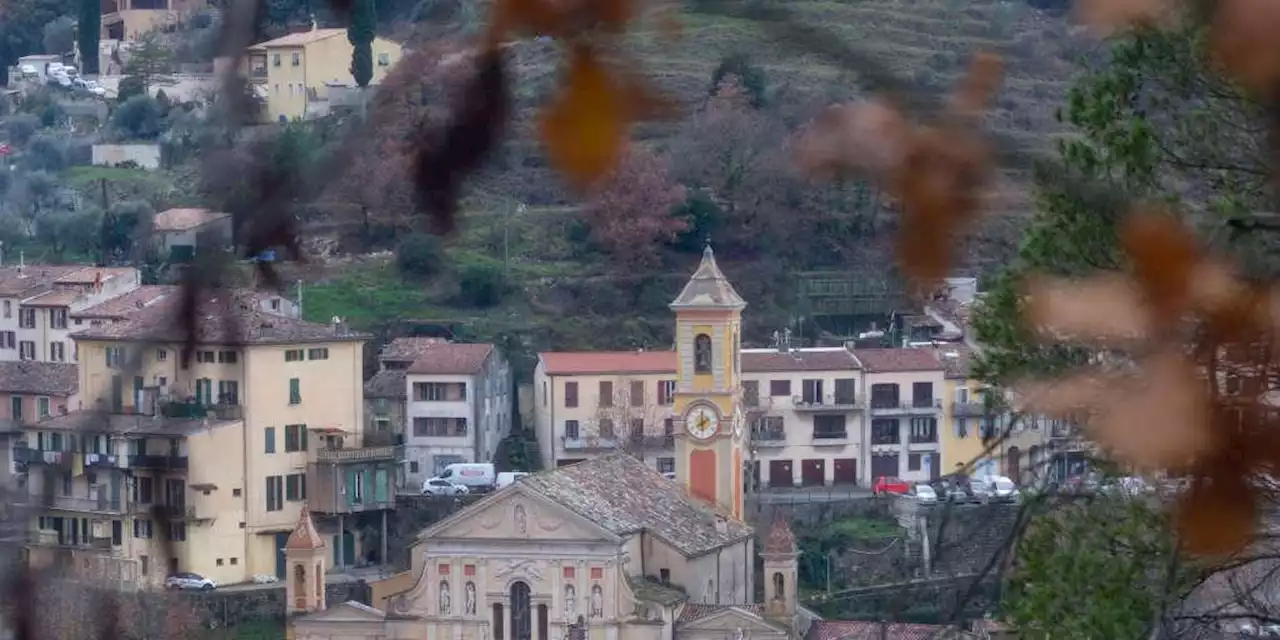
[387,494,482,569]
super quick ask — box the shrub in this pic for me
[395,233,445,279]
[4,114,40,146]
[25,136,67,172]
[454,256,508,308]
[117,76,146,102]
[111,95,164,140]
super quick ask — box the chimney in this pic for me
[714,516,728,535]
[309,14,318,31]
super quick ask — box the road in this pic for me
[750,486,874,504]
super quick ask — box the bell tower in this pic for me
[670,244,747,520]
[285,506,327,640]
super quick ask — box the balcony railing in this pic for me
[29,531,113,550]
[753,429,786,447]
[627,434,675,449]
[46,494,123,513]
[812,430,850,443]
[951,401,992,418]
[561,436,617,452]
[791,394,864,412]
[160,402,243,421]
[869,399,942,415]
[127,455,189,471]
[314,445,404,464]
[14,446,72,467]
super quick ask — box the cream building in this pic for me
[20,288,398,588]
[293,247,828,639]
[857,348,945,483]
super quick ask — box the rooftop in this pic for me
[71,285,178,320]
[151,208,231,233]
[0,265,97,297]
[364,370,407,400]
[33,410,239,436]
[405,343,494,376]
[676,603,766,623]
[248,28,346,49]
[669,245,746,310]
[852,348,944,373]
[741,348,861,372]
[806,621,955,640]
[379,337,447,362]
[762,515,797,555]
[20,289,82,308]
[0,362,77,396]
[933,345,977,379]
[539,348,864,376]
[70,289,370,346]
[285,508,326,551]
[520,453,752,557]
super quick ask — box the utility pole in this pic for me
[504,202,525,276]
[296,280,303,318]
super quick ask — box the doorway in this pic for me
[768,460,793,488]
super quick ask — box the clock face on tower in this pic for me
[684,405,721,440]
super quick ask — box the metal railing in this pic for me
[127,455,189,470]
[868,399,942,414]
[951,401,991,417]
[45,494,124,513]
[314,444,404,464]
[753,430,786,446]
[812,430,851,442]
[160,402,243,421]
[791,395,864,411]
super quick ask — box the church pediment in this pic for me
[678,606,787,634]
[421,485,621,544]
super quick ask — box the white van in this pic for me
[496,472,529,489]
[432,463,496,491]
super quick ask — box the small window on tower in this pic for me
[694,334,712,374]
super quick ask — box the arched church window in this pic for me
[694,334,712,373]
[772,571,785,601]
[510,581,532,640]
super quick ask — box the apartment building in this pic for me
[937,346,998,478]
[402,341,511,484]
[855,348,946,483]
[241,27,403,123]
[23,288,398,586]
[0,265,141,364]
[0,361,79,425]
[150,208,233,263]
[100,0,206,40]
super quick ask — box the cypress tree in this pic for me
[348,0,375,88]
[79,0,101,74]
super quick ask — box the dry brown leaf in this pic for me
[1177,473,1257,556]
[1088,350,1217,471]
[1074,0,1177,35]
[1023,274,1151,342]
[949,52,1005,117]
[1120,207,1201,318]
[1210,0,1280,96]
[1014,374,1111,419]
[655,3,683,39]
[539,46,631,188]
[490,0,564,39]
[793,99,914,180]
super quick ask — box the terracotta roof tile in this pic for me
[285,508,326,550]
[806,621,954,640]
[406,343,494,375]
[521,453,752,557]
[21,289,82,307]
[676,603,765,623]
[70,289,370,346]
[365,370,406,399]
[539,351,676,376]
[151,208,230,232]
[852,348,944,373]
[34,410,239,435]
[53,267,136,286]
[72,285,178,319]
[248,28,346,49]
[380,337,447,362]
[741,349,861,373]
[933,345,976,380]
[0,362,77,396]
[762,515,797,555]
[0,266,86,296]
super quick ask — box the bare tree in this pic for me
[589,377,674,464]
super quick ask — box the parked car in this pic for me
[433,463,497,492]
[873,476,910,496]
[496,471,529,489]
[165,572,216,590]
[422,478,470,496]
[972,476,1020,504]
[934,477,976,503]
[906,483,938,506]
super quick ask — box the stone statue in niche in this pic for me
[733,628,745,640]
[564,584,577,619]
[590,585,603,618]
[514,504,528,535]
[694,334,712,373]
[465,581,476,615]
[438,581,451,615]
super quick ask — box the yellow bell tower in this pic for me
[670,244,747,520]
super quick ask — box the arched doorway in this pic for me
[1006,446,1021,481]
[510,581,532,640]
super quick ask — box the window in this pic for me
[50,308,66,329]
[801,379,823,404]
[694,334,712,373]
[542,381,547,406]
[955,418,968,438]
[871,419,899,445]
[629,380,644,406]
[598,381,613,407]
[156,349,167,362]
[264,427,276,454]
[230,557,238,565]
[272,54,281,66]
[3,301,9,318]
[285,349,304,362]
[955,387,970,404]
[232,488,242,497]
[133,519,153,539]
[912,382,935,407]
[196,350,215,363]
[769,380,791,397]
[743,381,759,406]
[657,457,675,474]
[218,350,238,364]
[510,582,532,640]
[141,555,149,576]
[194,378,212,405]
[870,383,900,409]
[412,417,467,437]
[377,52,390,66]
[813,415,847,439]
[307,348,328,360]
[218,380,239,405]
[291,52,300,66]
[36,397,49,419]
[564,420,580,439]
[284,424,308,452]
[111,520,122,545]
[409,461,419,473]
[599,418,615,439]
[265,476,283,511]
[49,342,64,362]
[657,380,676,405]
[909,417,938,443]
[288,378,301,404]
[0,332,13,349]
[493,604,505,640]
[564,382,579,408]
[285,473,307,501]
[169,523,187,542]
[908,453,922,471]
[19,308,35,329]
[18,341,34,361]
[834,378,857,404]
[135,477,153,504]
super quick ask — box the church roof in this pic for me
[762,515,797,555]
[285,508,326,551]
[669,245,746,310]
[521,453,752,557]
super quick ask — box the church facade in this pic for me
[291,248,813,640]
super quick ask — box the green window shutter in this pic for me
[265,427,276,454]
[300,425,308,452]
[289,378,300,404]
[375,469,388,503]
[346,469,357,505]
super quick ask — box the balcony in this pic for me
[753,429,786,447]
[869,399,942,416]
[14,446,72,467]
[811,430,851,445]
[307,463,398,514]
[791,394,864,412]
[627,434,675,450]
[562,436,618,452]
[29,530,113,550]
[951,401,991,418]
[45,494,123,514]
[85,452,122,469]
[313,444,404,464]
[127,455,189,471]
[160,402,243,421]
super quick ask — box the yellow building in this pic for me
[243,27,404,123]
[937,345,997,478]
[20,289,399,589]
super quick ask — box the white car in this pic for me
[973,476,1020,504]
[422,478,470,496]
[165,572,216,590]
[907,483,938,506]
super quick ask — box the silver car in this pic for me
[973,476,1020,504]
[906,483,939,506]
